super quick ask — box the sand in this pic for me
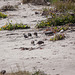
[0,1,75,75]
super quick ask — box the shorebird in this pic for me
[34,32,38,37]
[1,70,6,75]
[23,33,28,39]
[28,33,32,38]
[31,40,35,45]
[37,41,44,45]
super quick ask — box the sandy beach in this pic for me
[0,0,75,75]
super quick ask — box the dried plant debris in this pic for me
[44,31,54,36]
[6,33,18,36]
[19,47,35,51]
[14,46,44,51]
[50,33,65,41]
[0,5,17,11]
[22,0,48,5]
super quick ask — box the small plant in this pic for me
[50,33,65,41]
[0,12,7,18]
[0,23,30,30]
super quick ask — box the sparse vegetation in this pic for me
[0,71,31,75]
[22,0,31,4]
[36,13,75,28]
[0,23,30,30]
[0,5,16,11]
[22,0,48,5]
[0,12,7,18]
[45,25,69,33]
[48,0,60,3]
[48,0,75,3]
[0,0,75,75]
[0,70,47,75]
[32,70,47,75]
[38,0,75,28]
[53,1,75,12]
[42,8,51,16]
